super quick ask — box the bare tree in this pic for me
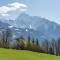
[42,39,49,53]
[56,38,60,56]
[2,28,12,48]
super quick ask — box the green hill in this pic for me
[0,48,60,60]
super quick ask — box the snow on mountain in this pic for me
[15,13,60,40]
[0,13,60,40]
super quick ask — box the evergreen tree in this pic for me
[49,47,54,54]
[32,38,34,44]
[35,38,40,52]
[27,36,31,50]
[32,38,35,51]
[36,38,39,46]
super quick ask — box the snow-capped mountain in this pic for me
[0,13,60,40]
[15,13,60,40]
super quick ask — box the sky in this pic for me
[0,0,60,25]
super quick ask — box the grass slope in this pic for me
[0,48,60,60]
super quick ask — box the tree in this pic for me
[0,36,3,48]
[8,39,18,49]
[31,38,36,51]
[49,39,56,55]
[35,38,40,52]
[2,30,5,48]
[32,38,34,44]
[2,28,12,48]
[56,38,60,56]
[5,29,12,48]
[36,38,39,46]
[42,39,49,53]
[49,47,54,54]
[27,36,32,50]
[49,40,54,54]
[17,36,25,50]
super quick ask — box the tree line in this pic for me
[0,28,60,56]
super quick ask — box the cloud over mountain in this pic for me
[0,2,27,16]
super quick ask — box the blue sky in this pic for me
[0,0,60,24]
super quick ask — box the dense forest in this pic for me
[0,28,60,56]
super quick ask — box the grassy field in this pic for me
[0,48,60,60]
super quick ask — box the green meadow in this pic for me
[0,48,59,60]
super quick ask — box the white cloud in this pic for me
[0,2,27,16]
[8,2,27,8]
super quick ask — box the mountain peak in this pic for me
[17,13,29,18]
[0,13,60,40]
[20,13,28,16]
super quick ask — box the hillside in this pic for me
[0,48,60,60]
